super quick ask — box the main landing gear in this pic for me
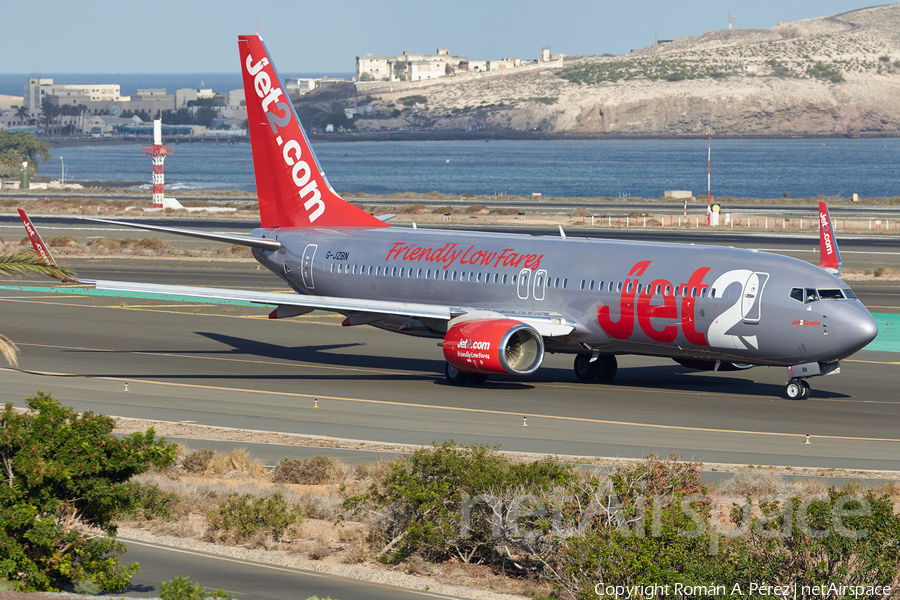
[785,379,811,400]
[574,354,617,381]
[444,363,488,385]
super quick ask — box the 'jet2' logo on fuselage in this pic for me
[245,52,325,223]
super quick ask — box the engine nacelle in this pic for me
[673,358,754,372]
[442,319,544,376]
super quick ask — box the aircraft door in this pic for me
[517,268,531,300]
[741,272,769,323]
[533,269,547,301]
[301,244,317,289]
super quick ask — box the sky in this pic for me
[1,0,889,74]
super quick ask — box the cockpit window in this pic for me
[818,289,845,300]
[843,288,857,299]
[789,287,821,303]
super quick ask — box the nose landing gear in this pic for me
[785,378,810,400]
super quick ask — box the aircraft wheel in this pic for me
[468,374,488,384]
[445,363,469,385]
[573,355,595,381]
[800,380,810,399]
[596,355,618,380]
[786,379,804,400]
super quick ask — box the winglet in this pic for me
[17,209,77,282]
[817,201,842,274]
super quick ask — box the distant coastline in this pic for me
[44,129,900,148]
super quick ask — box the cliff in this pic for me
[343,4,900,137]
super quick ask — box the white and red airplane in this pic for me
[19,35,877,399]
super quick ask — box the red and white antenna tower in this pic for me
[142,119,174,209]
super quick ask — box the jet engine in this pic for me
[673,359,754,371]
[442,319,544,376]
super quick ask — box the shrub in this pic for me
[874,266,886,277]
[465,204,488,214]
[205,493,303,544]
[342,441,575,564]
[122,482,178,520]
[0,392,177,592]
[137,237,167,252]
[46,236,77,247]
[183,448,215,473]
[273,455,342,485]
[159,575,232,600]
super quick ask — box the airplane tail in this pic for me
[817,201,842,274]
[238,35,386,230]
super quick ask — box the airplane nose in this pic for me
[836,304,878,355]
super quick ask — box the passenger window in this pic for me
[580,280,585,290]
[655,284,661,295]
[502,274,508,284]
[691,287,697,298]
[452,271,457,281]
[599,281,604,291]
[494,273,499,284]
[476,272,482,283]
[589,280,594,291]
[627,282,633,293]
[416,269,422,278]
[700,288,707,298]
[616,282,622,292]
[391,267,396,277]
[443,270,449,280]
[468,272,474,282]
[665,285,671,296]
[563,278,567,288]
[554,277,560,288]
[513,274,517,284]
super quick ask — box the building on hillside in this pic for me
[228,89,245,107]
[24,79,123,111]
[175,88,216,108]
[356,49,466,82]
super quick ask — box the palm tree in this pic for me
[0,252,76,366]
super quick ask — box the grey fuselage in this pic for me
[251,225,877,367]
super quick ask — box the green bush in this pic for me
[342,441,574,564]
[0,392,178,592]
[159,575,233,600]
[121,482,178,520]
[273,455,340,485]
[205,493,303,544]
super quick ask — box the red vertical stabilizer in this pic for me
[818,201,842,273]
[238,35,387,230]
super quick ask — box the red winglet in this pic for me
[817,201,842,273]
[238,35,388,230]
[17,209,71,281]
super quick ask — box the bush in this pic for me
[342,441,575,564]
[465,204,488,214]
[874,266,886,277]
[205,493,303,544]
[0,392,177,592]
[122,482,178,520]
[137,237,167,252]
[183,448,215,473]
[159,575,233,600]
[46,236,77,247]
[273,455,341,485]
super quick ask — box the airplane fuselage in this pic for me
[252,226,877,368]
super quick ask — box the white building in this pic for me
[24,79,123,111]
[175,88,216,108]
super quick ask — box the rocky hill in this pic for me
[331,4,900,137]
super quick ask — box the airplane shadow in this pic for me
[57,332,852,399]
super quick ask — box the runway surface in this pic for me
[1,243,899,472]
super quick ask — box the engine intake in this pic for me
[443,319,544,376]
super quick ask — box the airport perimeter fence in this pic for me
[580,214,899,232]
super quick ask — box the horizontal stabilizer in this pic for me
[81,217,281,251]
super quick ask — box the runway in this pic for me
[1,249,899,472]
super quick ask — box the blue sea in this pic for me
[43,138,900,199]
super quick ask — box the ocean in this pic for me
[44,138,900,199]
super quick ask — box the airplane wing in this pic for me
[85,279,576,336]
